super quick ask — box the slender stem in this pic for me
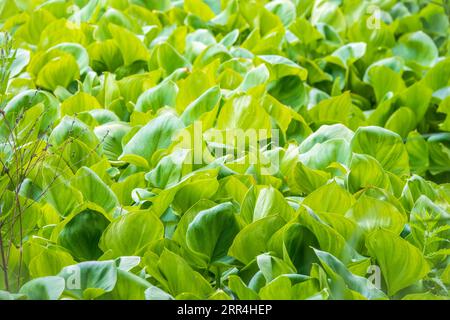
[0,230,9,291]
[215,267,222,289]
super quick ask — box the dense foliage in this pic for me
[0,0,450,300]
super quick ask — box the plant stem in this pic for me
[215,267,222,289]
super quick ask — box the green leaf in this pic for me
[347,154,390,193]
[314,249,387,300]
[184,0,215,20]
[239,64,270,91]
[442,264,450,285]
[216,94,271,132]
[147,169,219,216]
[299,138,351,170]
[155,43,191,75]
[0,291,26,300]
[186,202,240,264]
[396,83,432,125]
[180,86,221,126]
[229,216,286,265]
[289,17,323,44]
[58,208,110,261]
[385,107,417,139]
[297,207,354,262]
[258,55,308,81]
[145,286,174,300]
[99,209,164,257]
[437,96,450,131]
[15,9,56,45]
[402,292,449,300]
[406,131,429,175]
[94,122,131,161]
[421,58,450,91]
[266,0,296,27]
[38,20,86,49]
[135,81,178,113]
[309,92,365,130]
[58,260,118,300]
[393,31,438,68]
[9,48,30,77]
[259,276,317,300]
[267,75,307,110]
[363,57,405,83]
[72,167,119,213]
[241,186,295,224]
[331,42,366,68]
[286,161,331,195]
[145,149,189,189]
[401,175,437,211]
[120,113,184,166]
[27,244,76,278]
[368,66,405,103]
[109,24,150,66]
[19,277,65,300]
[108,270,151,300]
[42,173,84,217]
[256,253,297,283]
[50,43,89,73]
[366,229,430,296]
[427,133,450,175]
[299,124,354,153]
[49,115,99,150]
[228,275,260,300]
[346,194,407,235]
[303,181,354,215]
[36,54,80,91]
[61,92,102,116]
[351,126,410,176]
[144,250,213,297]
[88,40,124,72]
[268,222,319,274]
[2,89,59,132]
